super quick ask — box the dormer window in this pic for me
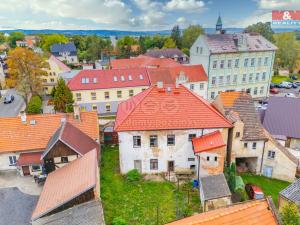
[93,78,97,83]
[128,75,132,81]
[121,76,125,81]
[139,74,144,80]
[81,77,89,84]
[113,76,118,82]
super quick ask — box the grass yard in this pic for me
[241,173,291,207]
[271,75,292,84]
[100,145,200,225]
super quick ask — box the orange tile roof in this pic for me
[0,112,99,153]
[32,149,98,221]
[219,91,241,107]
[166,199,279,225]
[16,152,43,166]
[115,85,232,132]
[192,131,226,153]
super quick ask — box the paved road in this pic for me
[0,89,25,117]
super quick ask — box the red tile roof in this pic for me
[115,85,232,132]
[192,131,226,153]
[0,112,99,153]
[148,65,208,85]
[16,152,43,166]
[32,149,98,221]
[110,55,180,69]
[68,68,150,91]
[167,198,279,225]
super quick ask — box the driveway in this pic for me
[0,89,25,117]
[0,187,38,225]
[0,170,42,195]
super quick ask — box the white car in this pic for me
[284,93,296,98]
[281,81,292,89]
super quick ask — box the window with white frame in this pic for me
[121,75,125,81]
[252,142,257,149]
[211,77,216,85]
[226,75,230,84]
[196,46,199,53]
[128,75,132,81]
[129,90,134,96]
[258,57,262,66]
[260,86,264,94]
[133,136,141,147]
[81,77,89,84]
[262,72,266,81]
[251,58,255,67]
[242,74,247,83]
[200,47,203,54]
[219,76,224,85]
[9,156,17,166]
[104,92,110,99]
[167,135,175,146]
[227,60,232,68]
[190,84,194,90]
[233,75,237,83]
[76,93,82,101]
[212,60,217,69]
[91,92,96,100]
[93,77,97,83]
[244,58,249,67]
[199,83,204,90]
[249,73,253,82]
[211,92,215,99]
[150,135,158,147]
[268,150,275,159]
[32,165,41,172]
[150,159,158,170]
[117,90,122,98]
[235,59,239,68]
[139,74,144,80]
[113,76,118,82]
[264,57,268,66]
[92,105,98,111]
[220,60,225,69]
[256,73,259,81]
[105,104,111,112]
[254,87,258,95]
[188,134,196,141]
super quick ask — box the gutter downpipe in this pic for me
[260,140,267,175]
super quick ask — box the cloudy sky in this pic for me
[0,0,298,30]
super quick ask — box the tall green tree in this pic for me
[171,25,182,48]
[8,32,25,48]
[274,32,299,72]
[117,36,137,58]
[182,25,204,50]
[27,95,42,114]
[0,32,6,45]
[280,202,300,225]
[40,34,69,52]
[86,35,112,62]
[244,22,274,43]
[53,78,74,113]
[163,37,176,49]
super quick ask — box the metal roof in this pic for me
[280,179,300,204]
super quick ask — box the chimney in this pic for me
[20,111,26,124]
[157,81,163,88]
[73,103,81,120]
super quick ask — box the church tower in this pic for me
[216,14,222,33]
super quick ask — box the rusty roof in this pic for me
[192,131,226,153]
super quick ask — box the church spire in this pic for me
[216,13,222,32]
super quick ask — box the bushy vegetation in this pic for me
[112,217,128,225]
[280,202,300,225]
[126,169,142,182]
[27,95,42,114]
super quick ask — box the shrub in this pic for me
[112,217,128,225]
[27,95,42,114]
[235,188,249,202]
[126,169,141,182]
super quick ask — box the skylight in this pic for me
[121,75,125,81]
[113,76,118,82]
[139,74,144,80]
[128,75,132,81]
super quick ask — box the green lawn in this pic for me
[100,145,200,225]
[241,174,291,207]
[271,75,292,84]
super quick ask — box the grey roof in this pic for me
[279,179,300,204]
[59,70,81,82]
[263,96,300,139]
[50,42,77,55]
[200,174,231,201]
[203,33,277,54]
[32,200,104,225]
[0,187,38,225]
[145,48,187,58]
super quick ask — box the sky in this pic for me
[0,0,299,30]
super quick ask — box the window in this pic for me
[220,60,225,69]
[93,77,97,83]
[252,142,257,149]
[244,58,249,67]
[76,93,82,101]
[199,83,204,90]
[150,159,158,170]
[190,84,194,90]
[81,77,89,84]
[246,88,251,94]
[139,74,144,80]
[255,73,259,81]
[92,105,98,111]
[206,156,210,161]
[258,57,262,66]
[43,79,47,83]
[249,73,253,82]
[104,92,109,99]
[105,104,111,112]
[49,72,52,76]
[53,72,56,76]
[242,74,247,83]
[264,57,268,66]
[32,165,41,172]
[214,156,218,162]
[50,78,55,82]
[91,92,96,100]
[213,60,217,69]
[150,135,158,147]
[142,88,146,91]
[260,86,264,94]
[227,60,232,68]
[226,75,230,84]
[61,157,68,163]
[254,87,258,95]
[129,90,134,97]
[211,77,216,85]
[113,76,118,82]
[219,76,224,85]
[200,47,203,54]
[251,58,255,67]
[268,150,275,159]
[244,142,248,148]
[211,92,215,99]
[128,75,132,81]
[117,91,122,98]
[262,72,266,81]
[167,135,175,146]
[234,59,239,68]
[9,156,17,166]
[233,75,237,83]
[188,158,195,161]
[188,134,196,141]
[196,46,199,53]
[133,136,141,147]
[236,132,240,138]
[121,75,125,81]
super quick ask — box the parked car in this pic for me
[245,184,264,200]
[290,75,298,80]
[270,88,279,94]
[292,83,298,88]
[294,81,300,86]
[281,81,293,89]
[275,83,283,88]
[3,94,14,104]
[285,93,296,98]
